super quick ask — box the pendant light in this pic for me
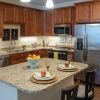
[20,0,31,3]
[46,0,54,8]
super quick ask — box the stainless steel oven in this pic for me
[48,50,67,60]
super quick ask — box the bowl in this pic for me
[27,59,39,69]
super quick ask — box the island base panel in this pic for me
[18,76,74,100]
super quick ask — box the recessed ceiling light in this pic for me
[46,0,54,8]
[20,0,31,3]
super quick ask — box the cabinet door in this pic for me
[10,51,36,65]
[0,3,3,37]
[43,10,54,36]
[91,1,100,22]
[17,6,26,24]
[24,8,34,36]
[53,7,72,24]
[34,10,43,36]
[23,8,42,36]
[27,9,34,36]
[39,49,48,58]
[3,4,15,23]
[75,3,91,23]
[53,8,62,24]
[61,7,72,23]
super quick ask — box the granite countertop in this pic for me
[0,50,9,56]
[0,47,74,56]
[0,58,88,94]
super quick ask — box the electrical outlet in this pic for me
[67,38,72,43]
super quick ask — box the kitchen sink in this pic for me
[6,49,25,53]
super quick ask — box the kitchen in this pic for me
[0,0,100,100]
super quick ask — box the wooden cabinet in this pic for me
[3,4,15,23]
[9,50,48,65]
[16,6,26,24]
[10,52,28,65]
[2,3,43,36]
[61,7,72,23]
[34,10,43,36]
[91,1,100,22]
[0,3,3,37]
[24,8,34,36]
[53,7,72,24]
[53,8,62,24]
[22,8,42,36]
[39,49,48,58]
[75,2,91,23]
[43,10,54,36]
[10,50,39,65]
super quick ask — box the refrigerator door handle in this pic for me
[83,33,87,63]
[83,34,85,61]
[85,33,88,61]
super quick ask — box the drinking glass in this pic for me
[45,60,51,71]
[67,54,72,64]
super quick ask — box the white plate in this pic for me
[58,64,77,70]
[33,71,55,81]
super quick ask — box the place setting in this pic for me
[30,61,58,84]
[57,54,78,72]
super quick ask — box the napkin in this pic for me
[34,71,54,80]
[58,64,76,70]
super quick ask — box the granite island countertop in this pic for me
[0,58,88,94]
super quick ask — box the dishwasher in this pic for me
[0,55,9,67]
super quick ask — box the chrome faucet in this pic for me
[10,39,16,51]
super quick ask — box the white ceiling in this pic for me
[0,0,91,10]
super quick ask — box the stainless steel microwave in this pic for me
[54,24,71,35]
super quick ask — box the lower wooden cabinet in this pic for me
[9,50,39,65]
[39,49,48,58]
[9,50,48,65]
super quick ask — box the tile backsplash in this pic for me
[0,36,76,49]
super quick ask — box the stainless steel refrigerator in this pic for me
[74,24,100,86]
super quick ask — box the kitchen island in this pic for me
[0,58,88,100]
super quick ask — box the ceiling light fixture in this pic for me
[46,0,54,8]
[20,0,31,3]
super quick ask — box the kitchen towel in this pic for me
[54,52,58,59]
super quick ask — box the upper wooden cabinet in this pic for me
[16,6,26,24]
[61,7,72,23]
[24,8,34,36]
[23,9,42,36]
[34,10,43,36]
[75,2,91,23]
[91,1,100,22]
[0,3,3,37]
[2,3,42,36]
[3,4,15,23]
[53,7,72,24]
[42,10,54,36]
